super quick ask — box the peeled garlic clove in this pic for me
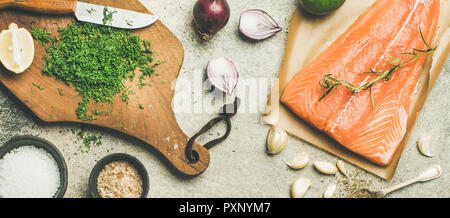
[291,178,311,198]
[314,161,338,175]
[323,183,337,198]
[267,126,288,154]
[337,160,350,177]
[417,133,433,157]
[287,151,310,169]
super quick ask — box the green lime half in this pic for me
[299,0,346,15]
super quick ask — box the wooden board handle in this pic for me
[0,0,14,8]
[0,0,75,15]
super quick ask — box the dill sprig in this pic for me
[319,27,435,109]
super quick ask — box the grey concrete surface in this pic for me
[0,0,448,198]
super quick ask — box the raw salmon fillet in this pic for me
[281,0,440,166]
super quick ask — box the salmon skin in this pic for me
[281,0,440,166]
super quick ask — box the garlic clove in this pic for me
[267,126,288,155]
[337,160,350,177]
[291,178,311,198]
[314,161,338,175]
[323,183,337,198]
[287,151,310,169]
[417,133,434,157]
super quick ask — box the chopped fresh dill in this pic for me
[31,27,53,45]
[319,27,435,109]
[125,19,133,27]
[32,21,160,121]
[86,8,96,14]
[32,83,44,90]
[75,128,102,153]
[92,109,103,116]
[102,7,117,26]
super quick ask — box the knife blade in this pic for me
[0,0,158,29]
[74,1,158,29]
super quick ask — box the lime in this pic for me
[299,0,346,15]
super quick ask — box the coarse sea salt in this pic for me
[0,146,61,198]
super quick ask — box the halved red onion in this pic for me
[239,9,282,41]
[206,57,239,95]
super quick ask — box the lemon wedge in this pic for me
[0,23,35,74]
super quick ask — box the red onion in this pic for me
[193,0,230,40]
[239,9,282,41]
[207,58,239,95]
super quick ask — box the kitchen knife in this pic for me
[0,0,158,29]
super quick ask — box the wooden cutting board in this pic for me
[0,0,210,176]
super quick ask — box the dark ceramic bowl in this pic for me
[0,135,68,198]
[88,153,149,198]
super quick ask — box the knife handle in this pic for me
[0,0,75,15]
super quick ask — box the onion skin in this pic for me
[193,0,230,40]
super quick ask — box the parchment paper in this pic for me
[262,0,450,180]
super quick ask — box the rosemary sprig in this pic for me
[319,27,435,109]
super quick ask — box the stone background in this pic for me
[0,0,448,197]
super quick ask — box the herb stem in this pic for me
[32,83,45,90]
[319,27,435,109]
